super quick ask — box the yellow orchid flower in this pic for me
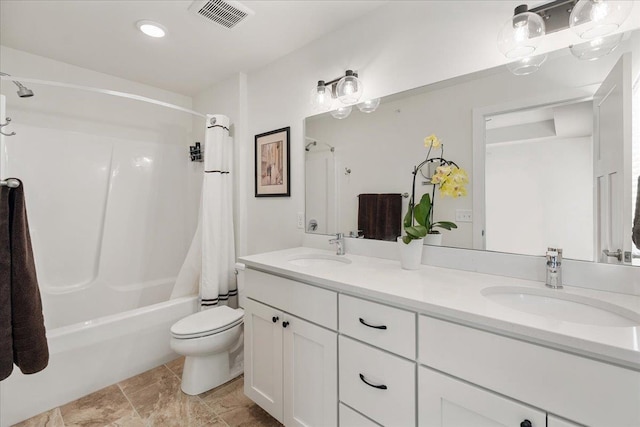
[424,134,441,148]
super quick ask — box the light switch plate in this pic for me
[297,212,304,229]
[455,209,473,222]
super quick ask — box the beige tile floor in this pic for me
[13,357,282,427]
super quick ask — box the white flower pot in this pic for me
[397,237,424,270]
[424,233,443,246]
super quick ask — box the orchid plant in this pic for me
[402,134,469,244]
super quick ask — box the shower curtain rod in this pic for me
[0,75,206,118]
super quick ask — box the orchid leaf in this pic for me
[405,225,427,239]
[414,193,431,227]
[432,221,458,230]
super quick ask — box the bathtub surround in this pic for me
[172,115,237,309]
[0,181,48,381]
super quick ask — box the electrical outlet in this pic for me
[455,209,473,223]
[297,212,304,229]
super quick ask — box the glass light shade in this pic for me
[569,32,624,60]
[336,70,363,104]
[357,98,381,113]
[506,53,548,75]
[330,105,352,120]
[570,0,633,39]
[310,81,333,112]
[497,11,546,59]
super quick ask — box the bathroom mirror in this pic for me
[304,30,640,264]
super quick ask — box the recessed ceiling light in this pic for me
[136,20,167,38]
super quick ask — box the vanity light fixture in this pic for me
[506,53,548,75]
[357,98,381,113]
[497,4,546,59]
[136,20,167,38]
[330,105,353,120]
[569,32,624,60]
[310,70,364,112]
[570,0,633,40]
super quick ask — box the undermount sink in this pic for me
[481,286,640,327]
[287,253,352,267]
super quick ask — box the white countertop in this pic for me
[239,247,640,370]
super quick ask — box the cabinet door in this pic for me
[283,315,338,427]
[244,299,284,422]
[419,366,545,427]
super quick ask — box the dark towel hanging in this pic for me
[357,193,402,241]
[633,176,640,250]
[0,179,48,381]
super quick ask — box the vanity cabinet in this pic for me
[418,366,545,427]
[338,294,416,426]
[244,270,338,427]
[418,315,639,427]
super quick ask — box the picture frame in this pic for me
[255,127,290,197]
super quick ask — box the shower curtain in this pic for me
[171,114,237,309]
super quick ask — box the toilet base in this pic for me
[181,351,243,395]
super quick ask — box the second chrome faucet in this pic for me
[545,247,562,289]
[329,233,345,255]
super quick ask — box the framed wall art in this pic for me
[255,127,290,197]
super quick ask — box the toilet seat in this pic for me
[171,306,244,339]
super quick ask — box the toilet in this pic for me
[169,263,246,395]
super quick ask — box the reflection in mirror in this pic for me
[304,30,640,264]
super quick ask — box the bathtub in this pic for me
[0,295,198,427]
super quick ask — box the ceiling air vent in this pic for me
[189,0,254,29]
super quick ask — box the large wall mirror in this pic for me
[304,30,640,265]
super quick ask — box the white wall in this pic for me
[193,1,640,256]
[486,136,593,260]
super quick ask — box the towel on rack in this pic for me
[357,193,402,241]
[633,176,640,250]
[0,180,48,381]
[0,186,13,380]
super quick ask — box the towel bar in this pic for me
[0,178,20,188]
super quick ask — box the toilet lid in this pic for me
[171,306,243,338]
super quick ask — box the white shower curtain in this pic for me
[171,114,237,309]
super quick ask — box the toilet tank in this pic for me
[235,262,246,308]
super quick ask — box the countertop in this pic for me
[239,247,640,370]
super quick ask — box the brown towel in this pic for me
[0,186,13,380]
[357,194,402,241]
[634,176,640,250]
[0,179,48,381]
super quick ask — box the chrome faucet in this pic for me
[545,247,562,289]
[329,233,345,255]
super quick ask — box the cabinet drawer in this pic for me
[339,294,416,359]
[418,315,640,427]
[245,269,337,329]
[339,336,415,427]
[339,404,380,427]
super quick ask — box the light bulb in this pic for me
[136,20,167,38]
[336,70,363,104]
[497,6,546,59]
[310,81,333,112]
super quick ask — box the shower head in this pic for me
[16,82,34,98]
[0,72,35,98]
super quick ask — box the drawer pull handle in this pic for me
[272,316,279,323]
[282,321,290,328]
[359,373,387,390]
[359,317,387,330]
[520,421,532,427]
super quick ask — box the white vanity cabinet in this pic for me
[338,294,417,426]
[418,366,546,427]
[418,315,639,427]
[243,269,338,427]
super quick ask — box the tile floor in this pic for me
[13,357,282,427]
